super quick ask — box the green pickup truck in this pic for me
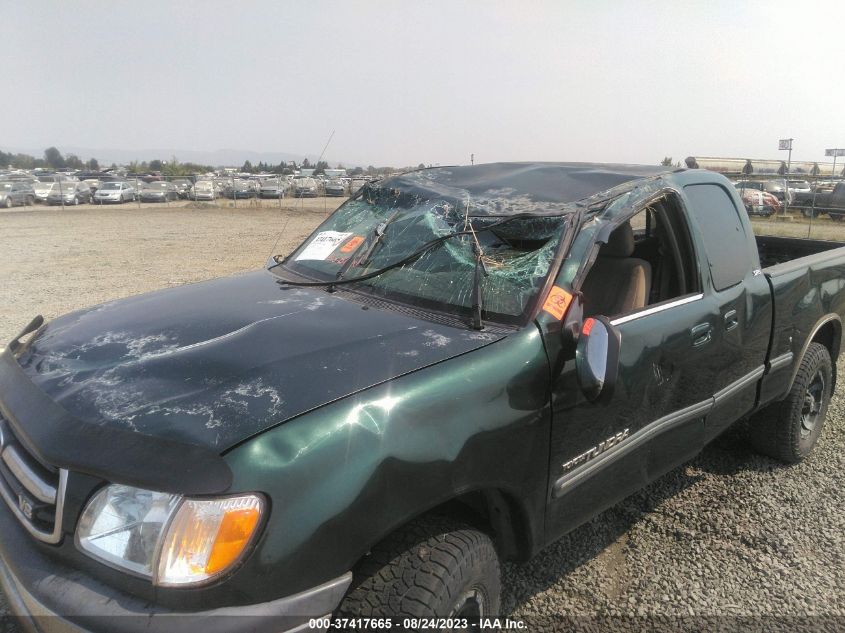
[1,163,844,631]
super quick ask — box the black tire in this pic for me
[336,515,501,623]
[749,342,832,463]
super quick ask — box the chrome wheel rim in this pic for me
[801,370,825,438]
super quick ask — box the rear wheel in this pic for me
[749,342,832,463]
[4,197,12,208]
[336,515,501,623]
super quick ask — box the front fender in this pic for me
[223,326,551,600]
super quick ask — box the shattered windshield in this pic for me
[277,185,569,324]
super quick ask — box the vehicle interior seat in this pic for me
[581,222,652,317]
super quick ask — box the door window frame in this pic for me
[574,188,705,324]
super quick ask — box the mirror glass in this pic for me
[582,319,608,388]
[576,317,618,402]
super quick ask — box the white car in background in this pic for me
[190,180,216,201]
[32,181,57,203]
[93,181,136,204]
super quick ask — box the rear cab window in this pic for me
[684,184,752,291]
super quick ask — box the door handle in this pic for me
[724,309,739,332]
[690,323,713,347]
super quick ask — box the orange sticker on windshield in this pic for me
[339,235,365,253]
[543,286,573,320]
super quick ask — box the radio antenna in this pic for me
[268,129,336,262]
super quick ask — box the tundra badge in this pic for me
[561,428,630,473]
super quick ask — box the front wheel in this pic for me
[336,515,501,622]
[749,342,832,463]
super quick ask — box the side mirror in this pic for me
[575,316,621,403]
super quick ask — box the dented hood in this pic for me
[15,271,505,452]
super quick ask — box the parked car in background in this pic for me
[93,182,136,204]
[32,181,58,203]
[81,179,103,195]
[294,177,319,198]
[787,180,812,203]
[139,181,179,202]
[350,178,368,194]
[324,179,346,197]
[798,182,845,221]
[223,179,257,199]
[737,179,791,205]
[259,179,288,199]
[171,179,193,199]
[790,181,845,217]
[0,181,35,207]
[46,181,92,206]
[189,180,216,201]
[735,185,781,217]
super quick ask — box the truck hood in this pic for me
[15,271,504,452]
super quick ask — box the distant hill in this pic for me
[5,146,358,168]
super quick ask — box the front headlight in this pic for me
[76,485,264,586]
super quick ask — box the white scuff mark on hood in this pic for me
[305,296,326,311]
[468,332,498,342]
[54,331,180,362]
[89,378,150,425]
[225,379,283,412]
[398,350,419,357]
[421,329,451,348]
[159,403,224,429]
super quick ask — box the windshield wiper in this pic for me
[330,208,402,291]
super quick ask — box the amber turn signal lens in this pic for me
[205,506,262,575]
[156,494,264,586]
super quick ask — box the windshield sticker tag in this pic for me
[339,235,365,253]
[295,231,353,261]
[543,286,572,320]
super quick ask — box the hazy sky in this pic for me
[4,0,844,167]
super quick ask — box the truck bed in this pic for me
[756,234,845,407]
[756,235,845,270]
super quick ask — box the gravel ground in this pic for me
[1,204,843,629]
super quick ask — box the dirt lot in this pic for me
[0,198,341,342]
[750,213,845,240]
[1,204,844,627]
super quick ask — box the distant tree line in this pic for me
[1,146,425,177]
[0,147,104,171]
